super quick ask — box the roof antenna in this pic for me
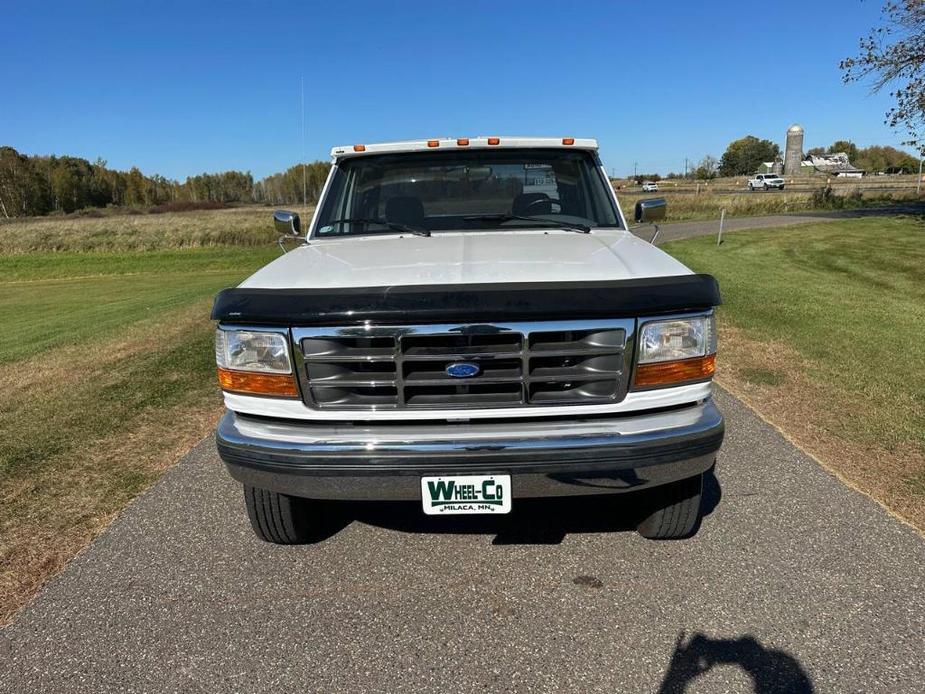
[300,75,307,217]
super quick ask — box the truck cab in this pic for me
[212,137,723,542]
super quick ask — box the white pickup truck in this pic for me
[212,137,723,542]
[747,173,785,190]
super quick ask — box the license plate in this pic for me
[420,474,512,515]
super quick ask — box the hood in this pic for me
[239,230,692,289]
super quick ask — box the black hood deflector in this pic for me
[211,274,721,326]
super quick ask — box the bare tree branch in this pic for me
[842,1,925,152]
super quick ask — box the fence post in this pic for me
[717,208,726,246]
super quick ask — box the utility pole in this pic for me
[684,157,689,178]
[633,161,637,179]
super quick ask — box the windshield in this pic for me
[313,148,621,237]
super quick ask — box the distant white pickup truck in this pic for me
[748,173,785,191]
[212,136,724,544]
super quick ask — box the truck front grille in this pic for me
[292,320,634,411]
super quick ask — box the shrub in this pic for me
[811,186,837,208]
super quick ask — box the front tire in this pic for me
[244,484,318,544]
[636,473,704,539]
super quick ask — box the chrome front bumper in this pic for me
[216,399,724,500]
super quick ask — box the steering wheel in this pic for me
[521,197,562,213]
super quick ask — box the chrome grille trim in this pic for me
[292,319,635,411]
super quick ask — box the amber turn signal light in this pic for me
[633,355,716,388]
[217,368,299,397]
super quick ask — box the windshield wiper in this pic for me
[462,214,591,233]
[325,217,431,237]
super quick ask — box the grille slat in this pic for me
[296,320,631,411]
[527,373,620,383]
[393,351,525,361]
[304,360,397,384]
[401,376,525,386]
[526,347,623,358]
[403,358,522,384]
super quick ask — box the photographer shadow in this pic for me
[658,631,814,693]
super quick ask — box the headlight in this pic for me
[215,329,298,397]
[215,329,292,373]
[638,315,715,364]
[634,315,716,388]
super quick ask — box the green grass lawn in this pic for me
[0,245,278,473]
[0,245,277,623]
[663,216,925,523]
[0,248,278,363]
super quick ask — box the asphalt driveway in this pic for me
[2,388,923,693]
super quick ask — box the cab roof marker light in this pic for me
[457,138,469,146]
[329,138,600,158]
[427,140,440,148]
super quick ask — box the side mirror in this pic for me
[634,198,667,224]
[273,209,301,236]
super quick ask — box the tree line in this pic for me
[0,145,331,218]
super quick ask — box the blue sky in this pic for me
[0,1,907,179]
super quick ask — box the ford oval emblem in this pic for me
[445,362,481,378]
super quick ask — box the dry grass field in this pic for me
[616,184,920,222]
[1,171,920,251]
[612,172,923,221]
[0,205,315,253]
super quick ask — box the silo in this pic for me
[784,124,804,176]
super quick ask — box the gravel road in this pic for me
[2,388,923,693]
